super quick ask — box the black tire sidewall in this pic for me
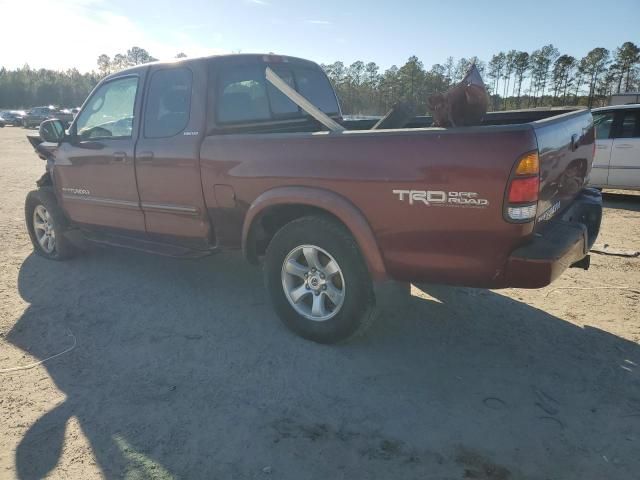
[265,216,374,343]
[25,188,75,260]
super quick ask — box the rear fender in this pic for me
[242,186,387,281]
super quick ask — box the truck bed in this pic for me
[200,108,595,288]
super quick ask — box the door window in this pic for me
[76,76,138,140]
[593,112,614,140]
[617,111,639,138]
[144,68,193,138]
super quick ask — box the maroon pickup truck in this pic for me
[26,54,602,343]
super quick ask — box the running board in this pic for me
[80,231,217,258]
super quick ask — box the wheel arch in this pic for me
[242,186,387,281]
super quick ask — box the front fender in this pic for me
[242,186,387,281]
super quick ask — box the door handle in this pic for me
[113,151,127,162]
[137,151,154,160]
[615,144,633,149]
[596,145,608,150]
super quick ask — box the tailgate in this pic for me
[532,109,595,224]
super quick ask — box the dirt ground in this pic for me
[0,125,639,480]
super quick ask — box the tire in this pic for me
[264,215,377,344]
[25,188,76,260]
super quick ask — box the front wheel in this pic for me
[25,189,76,260]
[264,216,377,343]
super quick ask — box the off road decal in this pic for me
[393,190,489,208]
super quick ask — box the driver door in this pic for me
[54,73,146,232]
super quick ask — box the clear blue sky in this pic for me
[2,0,639,72]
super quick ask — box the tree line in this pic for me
[1,43,638,115]
[323,41,639,115]
[0,47,170,109]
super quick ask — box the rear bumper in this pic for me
[505,188,602,288]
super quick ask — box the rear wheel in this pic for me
[264,216,376,343]
[25,188,76,260]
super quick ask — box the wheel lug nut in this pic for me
[322,285,327,290]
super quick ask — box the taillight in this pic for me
[508,176,539,203]
[505,151,539,222]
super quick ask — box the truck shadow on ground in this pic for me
[602,191,640,212]
[6,249,640,479]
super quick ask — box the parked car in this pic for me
[25,54,601,343]
[22,107,56,129]
[0,110,26,126]
[589,104,640,191]
[23,106,74,129]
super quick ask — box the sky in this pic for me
[1,0,638,73]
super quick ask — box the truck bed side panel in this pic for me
[200,127,538,287]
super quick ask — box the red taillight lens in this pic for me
[505,151,540,222]
[508,176,539,203]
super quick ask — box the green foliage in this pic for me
[0,65,100,108]
[323,42,639,115]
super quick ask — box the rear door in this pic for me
[134,61,211,247]
[608,109,640,188]
[54,73,146,232]
[590,110,615,186]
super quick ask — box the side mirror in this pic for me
[39,118,65,143]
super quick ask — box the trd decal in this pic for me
[393,190,489,208]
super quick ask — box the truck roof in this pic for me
[107,53,320,79]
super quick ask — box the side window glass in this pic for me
[593,112,614,140]
[76,76,138,140]
[144,68,193,138]
[618,112,638,138]
[217,66,270,123]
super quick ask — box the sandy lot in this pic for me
[0,125,639,480]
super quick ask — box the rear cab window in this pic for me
[213,57,339,128]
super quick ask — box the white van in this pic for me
[589,104,640,191]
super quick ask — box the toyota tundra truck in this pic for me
[26,54,602,343]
